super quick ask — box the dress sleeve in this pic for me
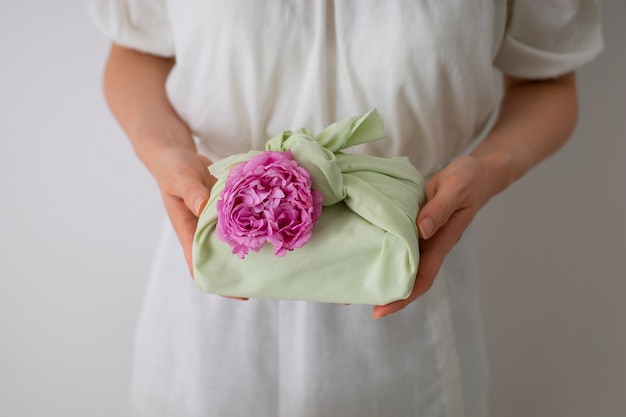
[88,0,174,57]
[494,0,603,78]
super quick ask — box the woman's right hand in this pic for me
[153,147,249,300]
[103,44,213,276]
[151,147,215,277]
[102,44,247,299]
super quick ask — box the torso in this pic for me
[165,0,507,176]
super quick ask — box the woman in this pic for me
[91,1,602,416]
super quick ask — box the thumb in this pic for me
[181,181,211,217]
[416,181,465,239]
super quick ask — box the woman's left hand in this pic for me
[371,155,495,319]
[371,72,579,319]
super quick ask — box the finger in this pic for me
[196,154,218,190]
[162,192,200,277]
[163,155,213,217]
[180,180,211,217]
[221,295,250,301]
[371,241,441,319]
[197,154,213,167]
[416,176,468,239]
[372,210,470,319]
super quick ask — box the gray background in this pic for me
[1,1,624,416]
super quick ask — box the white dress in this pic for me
[90,1,602,416]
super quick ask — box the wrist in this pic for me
[131,131,197,177]
[470,150,523,202]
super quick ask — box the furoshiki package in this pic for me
[192,110,425,305]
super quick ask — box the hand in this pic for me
[371,155,495,319]
[152,147,250,301]
[151,147,216,277]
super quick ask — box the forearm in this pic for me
[103,43,197,175]
[471,72,579,199]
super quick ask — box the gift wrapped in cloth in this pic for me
[193,109,426,305]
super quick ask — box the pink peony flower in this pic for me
[216,151,323,258]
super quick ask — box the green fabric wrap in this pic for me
[193,109,426,305]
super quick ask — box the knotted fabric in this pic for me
[193,110,426,305]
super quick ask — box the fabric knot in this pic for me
[265,109,388,206]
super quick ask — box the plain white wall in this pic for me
[475,2,626,416]
[0,2,623,417]
[0,2,162,416]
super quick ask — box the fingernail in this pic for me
[194,198,206,216]
[372,312,382,320]
[419,217,434,239]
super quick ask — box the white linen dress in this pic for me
[90,1,603,416]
